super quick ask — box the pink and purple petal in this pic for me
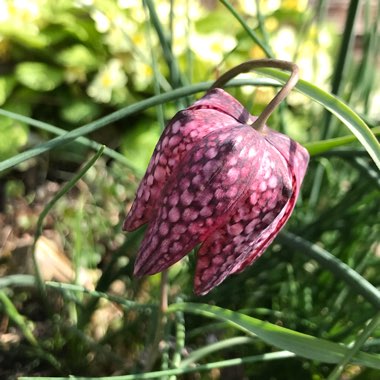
[123,89,251,232]
[194,144,293,295]
[134,125,265,276]
[123,87,309,295]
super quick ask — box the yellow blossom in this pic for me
[189,32,236,64]
[87,59,128,103]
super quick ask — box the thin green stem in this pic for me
[144,0,185,90]
[311,0,360,209]
[180,336,254,367]
[278,231,380,310]
[324,0,360,135]
[255,0,273,56]
[0,109,134,168]
[0,79,277,174]
[31,146,104,296]
[219,0,273,57]
[144,269,169,371]
[211,59,299,131]
[143,1,166,130]
[18,351,295,380]
[328,313,380,380]
[0,290,61,370]
[169,308,185,380]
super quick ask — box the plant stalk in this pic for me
[211,59,299,131]
[144,269,169,371]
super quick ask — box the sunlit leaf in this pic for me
[15,62,64,92]
[168,303,380,369]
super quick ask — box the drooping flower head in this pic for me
[123,60,309,295]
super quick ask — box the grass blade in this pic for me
[220,0,273,57]
[2,74,378,173]
[180,336,255,367]
[255,68,380,170]
[305,126,380,156]
[0,109,135,168]
[31,147,104,296]
[0,291,61,369]
[18,351,295,379]
[167,303,380,369]
[278,231,380,310]
[328,313,380,380]
[0,78,277,173]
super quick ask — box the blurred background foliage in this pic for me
[0,0,379,379]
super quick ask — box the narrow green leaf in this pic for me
[305,126,380,156]
[278,231,380,310]
[180,336,255,367]
[0,274,36,289]
[220,0,273,57]
[256,68,380,170]
[0,276,154,311]
[0,290,38,346]
[31,147,104,295]
[0,108,136,169]
[167,303,380,369]
[18,351,295,380]
[328,313,380,380]
[2,74,378,172]
[0,291,61,370]
[0,78,276,173]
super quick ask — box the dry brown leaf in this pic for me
[34,236,99,289]
[34,236,75,283]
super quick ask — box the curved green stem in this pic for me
[144,269,169,371]
[211,59,299,131]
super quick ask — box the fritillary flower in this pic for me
[123,60,309,295]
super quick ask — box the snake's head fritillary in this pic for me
[123,88,309,295]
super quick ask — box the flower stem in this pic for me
[211,59,299,131]
[144,269,169,371]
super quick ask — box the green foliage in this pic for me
[0,0,379,379]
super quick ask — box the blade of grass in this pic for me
[255,0,273,55]
[328,312,380,380]
[0,109,134,168]
[255,68,380,170]
[317,148,367,158]
[220,0,273,57]
[331,0,360,95]
[311,0,361,210]
[31,146,104,296]
[0,276,155,311]
[170,308,186,380]
[0,290,38,346]
[45,281,154,311]
[0,78,278,173]
[0,290,61,370]
[18,350,296,380]
[2,74,378,173]
[278,231,380,310]
[180,336,255,367]
[167,303,380,369]
[0,274,36,288]
[143,1,166,130]
[144,0,186,90]
[305,126,380,156]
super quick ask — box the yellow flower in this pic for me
[91,9,110,33]
[87,59,127,103]
[189,32,236,64]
